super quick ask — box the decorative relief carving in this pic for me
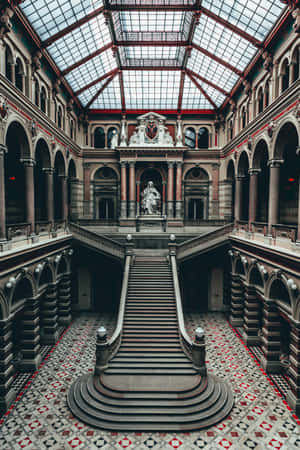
[129,112,174,147]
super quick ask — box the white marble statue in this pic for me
[141,181,161,215]
[110,129,119,149]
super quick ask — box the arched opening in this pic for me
[15,58,24,92]
[281,59,290,93]
[252,140,269,223]
[34,79,39,106]
[184,127,196,149]
[70,120,74,140]
[237,152,250,222]
[5,122,29,225]
[68,159,77,220]
[93,167,118,220]
[54,151,65,221]
[40,87,47,113]
[94,127,105,148]
[275,123,299,226]
[241,107,247,129]
[227,160,235,221]
[184,167,209,221]
[264,80,270,108]
[198,127,209,149]
[57,106,63,129]
[34,139,51,222]
[228,120,234,140]
[248,266,264,341]
[5,46,13,82]
[57,257,67,276]
[270,278,291,306]
[291,46,299,83]
[107,127,118,149]
[39,265,53,287]
[140,168,163,215]
[257,87,264,114]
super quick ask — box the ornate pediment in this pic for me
[129,111,173,147]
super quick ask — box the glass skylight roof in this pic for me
[193,15,257,72]
[19,0,287,110]
[123,71,180,109]
[21,0,103,41]
[201,0,285,41]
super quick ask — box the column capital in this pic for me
[129,161,136,168]
[268,159,284,168]
[120,161,127,168]
[136,180,140,185]
[235,174,246,181]
[249,168,261,175]
[176,161,183,168]
[20,158,35,167]
[0,144,7,156]
[58,174,68,180]
[167,161,175,169]
[83,162,91,169]
[42,167,54,174]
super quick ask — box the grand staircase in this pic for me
[68,255,234,430]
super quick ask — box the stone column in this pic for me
[83,163,91,217]
[286,321,300,414]
[0,41,5,75]
[9,62,16,85]
[211,163,220,219]
[234,176,244,224]
[0,317,16,415]
[136,181,140,216]
[44,168,54,226]
[60,175,68,223]
[260,299,281,373]
[267,160,282,235]
[0,144,7,240]
[120,161,127,218]
[21,158,35,235]
[167,162,174,218]
[248,169,260,227]
[40,283,59,344]
[229,274,244,327]
[162,181,167,216]
[128,161,136,218]
[242,284,262,346]
[19,297,42,371]
[57,274,72,326]
[175,161,183,218]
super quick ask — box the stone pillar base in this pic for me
[120,201,127,218]
[19,353,42,372]
[58,315,72,326]
[128,201,136,218]
[0,240,12,251]
[241,331,261,346]
[0,387,16,415]
[175,201,182,218]
[41,330,59,345]
[167,201,174,218]
[286,390,300,415]
[229,316,243,327]
[259,355,282,374]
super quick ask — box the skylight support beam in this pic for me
[75,68,119,96]
[119,70,126,113]
[61,43,113,76]
[192,44,243,76]
[122,66,182,71]
[117,40,187,47]
[86,72,117,109]
[177,70,186,113]
[41,6,105,48]
[186,69,229,97]
[188,72,217,110]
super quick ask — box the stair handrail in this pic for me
[169,250,206,375]
[69,222,125,260]
[95,248,132,373]
[176,223,234,260]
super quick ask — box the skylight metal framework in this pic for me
[19,0,287,113]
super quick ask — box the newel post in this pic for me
[94,326,110,374]
[192,327,207,376]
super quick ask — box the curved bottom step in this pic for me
[67,373,234,431]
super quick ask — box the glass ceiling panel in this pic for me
[119,46,184,67]
[187,49,239,93]
[193,15,257,72]
[202,0,285,41]
[113,11,192,40]
[77,79,108,107]
[90,76,122,109]
[123,71,180,109]
[182,77,213,110]
[65,49,117,92]
[48,15,111,71]
[21,0,103,41]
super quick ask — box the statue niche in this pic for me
[141,181,161,215]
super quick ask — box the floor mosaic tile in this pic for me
[0,312,299,449]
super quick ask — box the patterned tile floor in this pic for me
[0,312,300,450]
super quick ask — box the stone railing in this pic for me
[94,250,132,373]
[176,223,234,261]
[35,221,52,237]
[250,221,268,235]
[169,249,206,374]
[69,222,125,260]
[6,222,31,241]
[271,224,297,242]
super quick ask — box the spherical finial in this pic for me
[195,327,205,340]
[169,234,176,242]
[97,326,107,339]
[126,234,132,242]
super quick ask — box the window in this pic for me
[57,106,63,129]
[107,127,118,148]
[40,87,47,113]
[198,128,209,149]
[185,127,196,149]
[34,79,39,106]
[281,59,289,93]
[5,47,13,82]
[257,87,263,114]
[15,58,24,92]
[94,127,105,148]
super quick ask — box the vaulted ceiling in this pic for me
[19,0,287,113]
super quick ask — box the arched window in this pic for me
[34,79,39,107]
[281,59,289,93]
[40,87,47,113]
[184,127,196,148]
[228,120,234,140]
[5,47,13,82]
[258,87,263,114]
[241,107,247,129]
[57,106,63,129]
[94,127,105,148]
[291,47,299,83]
[264,80,270,108]
[70,120,74,140]
[107,127,118,148]
[198,127,209,149]
[15,58,24,92]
